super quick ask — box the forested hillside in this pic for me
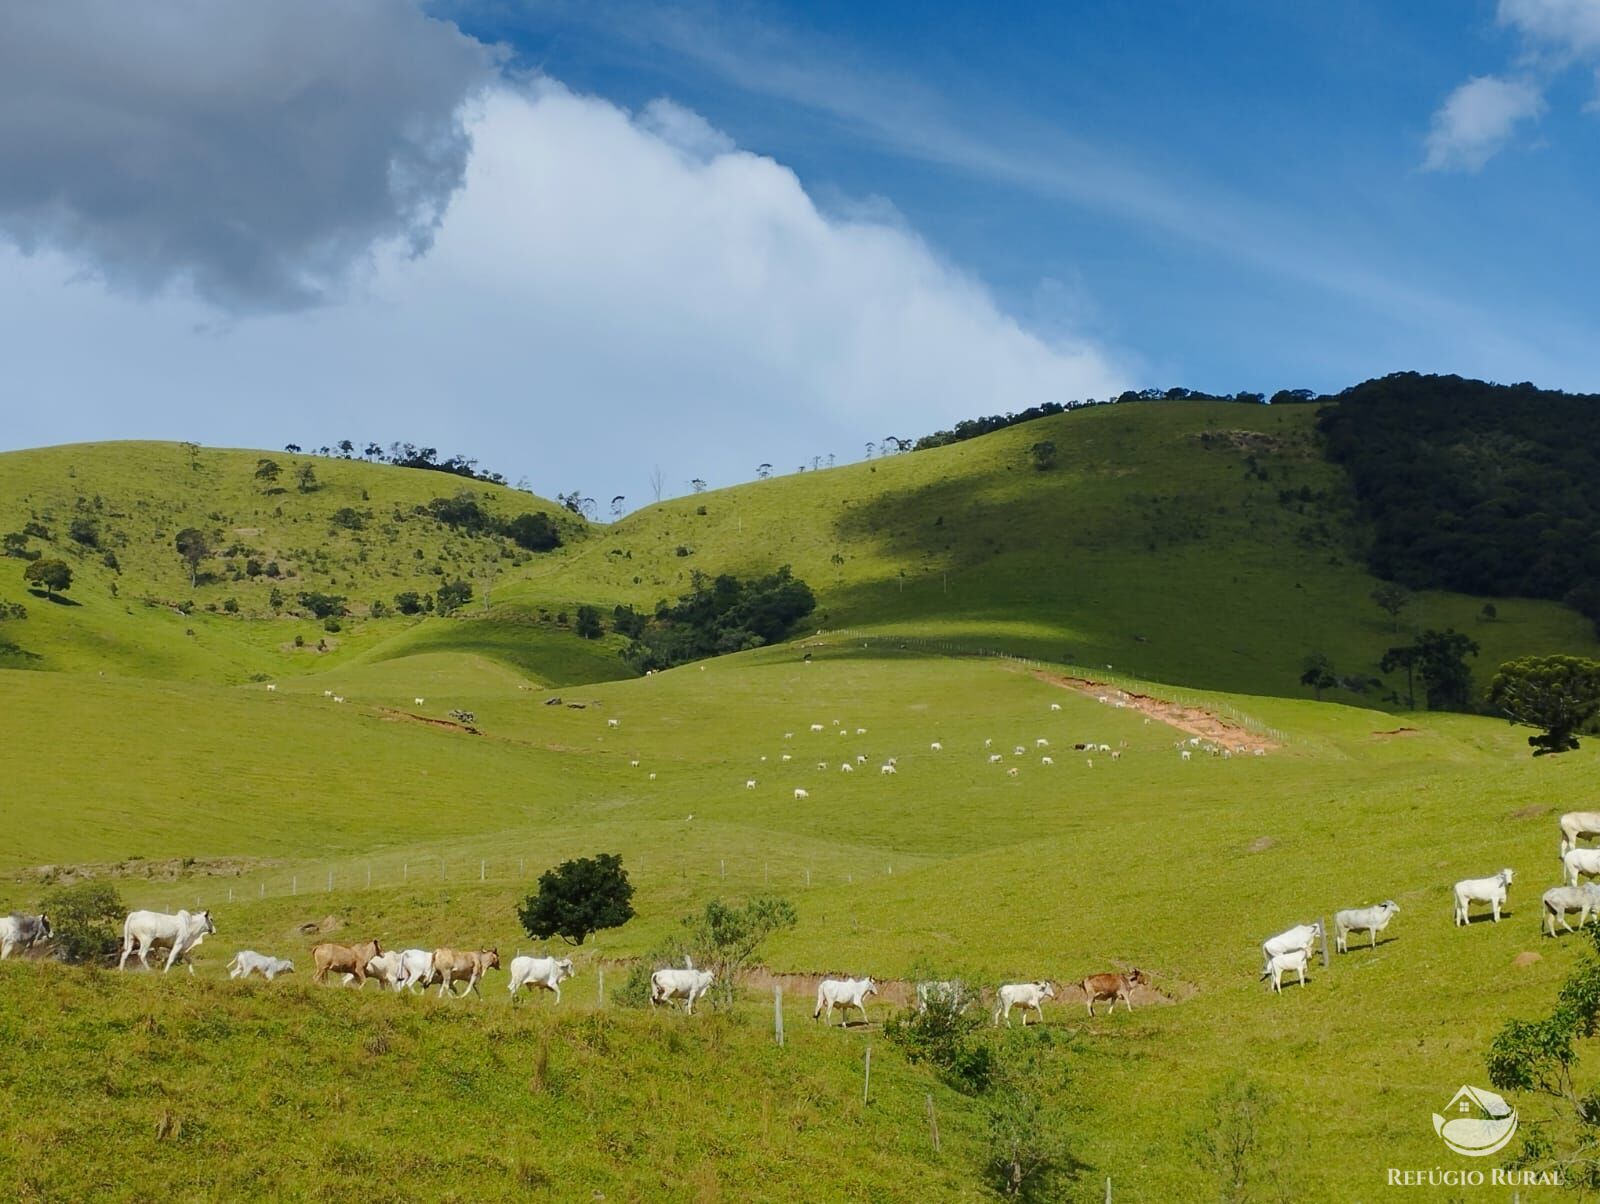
[1318,373,1600,631]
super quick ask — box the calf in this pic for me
[1079,969,1149,1015]
[1266,947,1308,993]
[994,981,1055,1027]
[228,950,295,981]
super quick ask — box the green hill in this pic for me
[5,404,1595,703]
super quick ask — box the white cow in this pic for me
[508,955,576,1003]
[227,950,294,980]
[0,913,51,959]
[651,967,715,1014]
[1560,811,1600,854]
[840,763,853,773]
[414,697,424,705]
[119,909,216,973]
[397,948,436,993]
[1050,703,1062,711]
[746,778,758,789]
[930,742,943,752]
[988,754,1004,764]
[794,788,810,800]
[881,763,897,776]
[810,724,825,733]
[1334,901,1400,952]
[1260,921,1321,975]
[607,718,620,728]
[993,981,1055,1027]
[814,977,878,1026]
[1542,884,1600,937]
[1035,738,1049,748]
[1454,868,1515,926]
[1565,848,1600,887]
[1180,750,1192,761]
[1041,755,1054,766]
[344,949,406,991]
[265,684,277,692]
[1266,947,1309,993]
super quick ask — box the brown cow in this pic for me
[1079,968,1149,1016]
[311,938,382,986]
[431,947,500,998]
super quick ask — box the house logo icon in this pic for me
[1432,1085,1518,1157]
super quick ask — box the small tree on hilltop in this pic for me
[23,558,72,598]
[254,458,282,490]
[175,527,210,588]
[517,853,635,946]
[1489,655,1600,756]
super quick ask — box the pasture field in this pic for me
[2,639,1596,1198]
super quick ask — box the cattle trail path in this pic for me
[1035,672,1280,753]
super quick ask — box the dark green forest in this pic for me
[1317,373,1600,631]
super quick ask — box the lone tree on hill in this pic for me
[1370,583,1412,633]
[517,853,635,946]
[254,458,282,489]
[174,527,210,587]
[1299,652,1338,700]
[296,463,318,493]
[1488,655,1600,755]
[1028,440,1058,471]
[23,558,72,598]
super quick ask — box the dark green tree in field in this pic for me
[1378,643,1419,709]
[40,881,125,964]
[23,558,72,598]
[297,591,347,619]
[175,527,209,587]
[68,517,99,548]
[505,512,561,552]
[1299,652,1338,700]
[254,458,282,489]
[1028,440,1058,471]
[1370,583,1412,633]
[574,604,603,639]
[393,591,425,615]
[516,853,635,946]
[1383,629,1478,711]
[435,578,472,614]
[296,463,318,493]
[1488,655,1600,755]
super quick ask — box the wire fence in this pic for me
[822,629,1292,746]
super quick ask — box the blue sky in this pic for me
[1,1,1596,506]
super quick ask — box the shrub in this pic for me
[68,517,100,547]
[884,977,993,1093]
[323,617,342,633]
[393,591,425,615]
[40,880,125,964]
[575,605,603,639]
[222,597,239,614]
[298,591,347,619]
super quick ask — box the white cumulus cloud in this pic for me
[1423,74,1545,171]
[1,77,1129,502]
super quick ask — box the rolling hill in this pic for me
[4,400,1596,701]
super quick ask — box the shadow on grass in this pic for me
[0,639,42,663]
[26,588,81,607]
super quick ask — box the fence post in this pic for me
[292,875,297,896]
[1321,916,1331,970]
[775,985,784,1046]
[366,864,371,889]
[480,859,485,882]
[1105,1176,1113,1203]
[327,869,333,892]
[925,1094,940,1152]
[598,966,605,1008]
[805,868,811,887]
[863,1046,871,1103]
[720,858,725,880]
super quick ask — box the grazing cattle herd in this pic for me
[5,683,1598,1034]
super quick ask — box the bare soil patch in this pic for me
[13,855,274,887]
[376,707,480,734]
[1034,671,1280,753]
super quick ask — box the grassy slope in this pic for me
[3,640,1596,1196]
[6,405,1596,699]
